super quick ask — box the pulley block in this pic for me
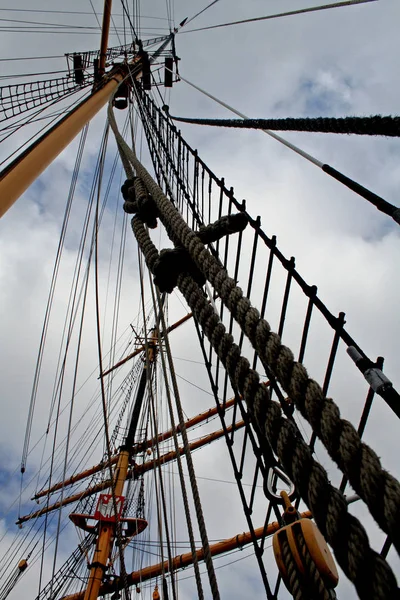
[273,518,339,592]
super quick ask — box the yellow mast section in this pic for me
[0,71,124,219]
[0,1,121,219]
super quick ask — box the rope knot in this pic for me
[154,248,206,293]
[121,178,159,228]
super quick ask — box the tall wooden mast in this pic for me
[0,70,125,219]
[0,0,120,219]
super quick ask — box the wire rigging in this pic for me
[183,0,221,27]
[179,0,377,34]
[175,73,400,225]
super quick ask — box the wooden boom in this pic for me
[17,420,244,524]
[33,396,236,500]
[62,509,313,600]
[101,312,194,377]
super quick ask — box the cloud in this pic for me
[0,1,399,599]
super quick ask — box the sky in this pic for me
[0,1,399,599]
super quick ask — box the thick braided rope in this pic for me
[295,529,335,600]
[108,104,400,554]
[130,215,220,596]
[132,216,220,599]
[168,114,400,137]
[130,215,399,599]
[281,534,307,600]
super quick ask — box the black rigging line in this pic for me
[175,74,400,227]
[0,9,168,20]
[119,0,138,44]
[88,0,102,29]
[168,114,400,138]
[183,0,221,27]
[179,0,377,34]
[0,55,64,62]
[0,28,167,35]
[0,17,105,29]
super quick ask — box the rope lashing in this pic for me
[114,132,221,600]
[130,214,399,600]
[153,213,248,293]
[121,177,159,228]
[166,113,400,137]
[197,212,248,243]
[154,248,206,293]
[108,99,400,556]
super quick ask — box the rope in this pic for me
[109,100,400,556]
[131,217,399,599]
[280,528,335,600]
[179,0,377,34]
[93,143,131,600]
[112,105,220,599]
[168,114,400,137]
[295,529,335,600]
[280,534,307,600]
[174,74,400,225]
[108,101,400,598]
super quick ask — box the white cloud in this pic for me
[0,1,399,599]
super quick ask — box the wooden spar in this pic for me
[0,68,125,219]
[17,420,244,524]
[83,449,129,600]
[99,0,113,77]
[32,456,119,501]
[32,396,236,500]
[137,396,236,451]
[101,312,194,377]
[0,0,120,219]
[138,420,245,475]
[63,509,313,600]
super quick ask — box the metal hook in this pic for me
[264,465,296,501]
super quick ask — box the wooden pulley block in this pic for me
[273,519,339,590]
[152,585,160,600]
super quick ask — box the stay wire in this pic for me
[179,0,377,34]
[136,251,166,581]
[119,0,138,44]
[35,129,106,594]
[147,360,178,600]
[151,285,220,600]
[93,126,131,600]
[176,73,400,225]
[183,0,221,27]
[44,125,109,441]
[88,0,101,29]
[33,125,89,497]
[48,168,96,598]
[149,282,205,600]
[0,9,167,19]
[20,123,89,477]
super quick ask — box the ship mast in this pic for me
[0,0,128,219]
[1,3,399,599]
